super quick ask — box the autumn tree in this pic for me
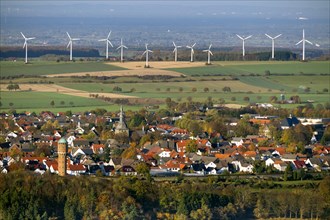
[186,140,198,153]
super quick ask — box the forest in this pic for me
[0,171,329,220]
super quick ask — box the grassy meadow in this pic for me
[0,60,329,113]
[0,61,126,77]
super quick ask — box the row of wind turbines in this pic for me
[20,29,317,65]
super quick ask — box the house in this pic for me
[280,115,300,129]
[119,165,137,176]
[190,163,206,175]
[281,153,297,162]
[232,160,253,173]
[91,144,105,154]
[67,162,86,176]
[265,158,287,171]
[291,160,307,170]
[305,158,323,171]
[231,137,245,146]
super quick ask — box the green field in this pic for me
[0,60,329,113]
[169,61,330,76]
[0,61,126,77]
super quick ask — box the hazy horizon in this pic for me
[1,1,329,49]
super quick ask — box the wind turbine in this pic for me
[142,44,153,67]
[116,38,128,62]
[203,44,213,65]
[236,34,252,57]
[172,42,182,62]
[186,43,196,62]
[21,32,35,64]
[66,32,80,61]
[265,33,282,59]
[296,29,313,61]
[98,31,113,60]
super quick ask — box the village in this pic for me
[0,105,330,179]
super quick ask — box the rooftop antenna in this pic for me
[296,29,313,61]
[21,32,35,64]
[203,44,213,65]
[265,33,282,59]
[172,42,182,62]
[116,38,128,63]
[142,44,153,68]
[66,32,80,61]
[98,31,113,60]
[186,43,196,62]
[236,34,252,57]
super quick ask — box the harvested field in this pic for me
[108,61,206,69]
[45,69,183,78]
[0,84,137,99]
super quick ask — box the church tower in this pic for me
[115,106,129,135]
[58,137,68,176]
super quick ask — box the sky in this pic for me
[1,1,329,19]
[0,1,329,48]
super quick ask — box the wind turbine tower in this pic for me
[203,44,213,65]
[186,43,196,62]
[21,32,35,64]
[116,38,128,62]
[265,33,282,59]
[99,31,113,60]
[236,34,252,57]
[173,42,182,62]
[142,44,153,68]
[66,32,80,61]
[296,29,313,61]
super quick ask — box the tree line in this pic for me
[0,171,329,219]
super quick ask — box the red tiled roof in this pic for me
[215,154,231,159]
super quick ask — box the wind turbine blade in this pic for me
[296,40,303,45]
[107,31,112,39]
[192,43,196,47]
[177,46,182,48]
[149,50,153,53]
[274,34,282,39]
[67,41,71,48]
[27,37,35,40]
[72,38,80,41]
[107,40,113,47]
[99,39,106,42]
[305,40,313,45]
[66,32,71,39]
[23,42,26,48]
[315,43,320,47]
[173,42,176,47]
[21,32,26,39]
[236,34,243,40]
[116,46,121,50]
[173,48,176,53]
[123,45,128,49]
[142,51,147,56]
[265,34,272,39]
[186,46,191,49]
[209,44,212,49]
[209,51,213,56]
[245,35,252,40]
[203,50,208,52]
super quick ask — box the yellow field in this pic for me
[109,61,206,69]
[45,61,205,78]
[0,84,136,99]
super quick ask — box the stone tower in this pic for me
[58,137,68,176]
[115,105,129,135]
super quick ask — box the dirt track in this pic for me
[0,84,136,99]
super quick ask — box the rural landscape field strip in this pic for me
[0,61,126,77]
